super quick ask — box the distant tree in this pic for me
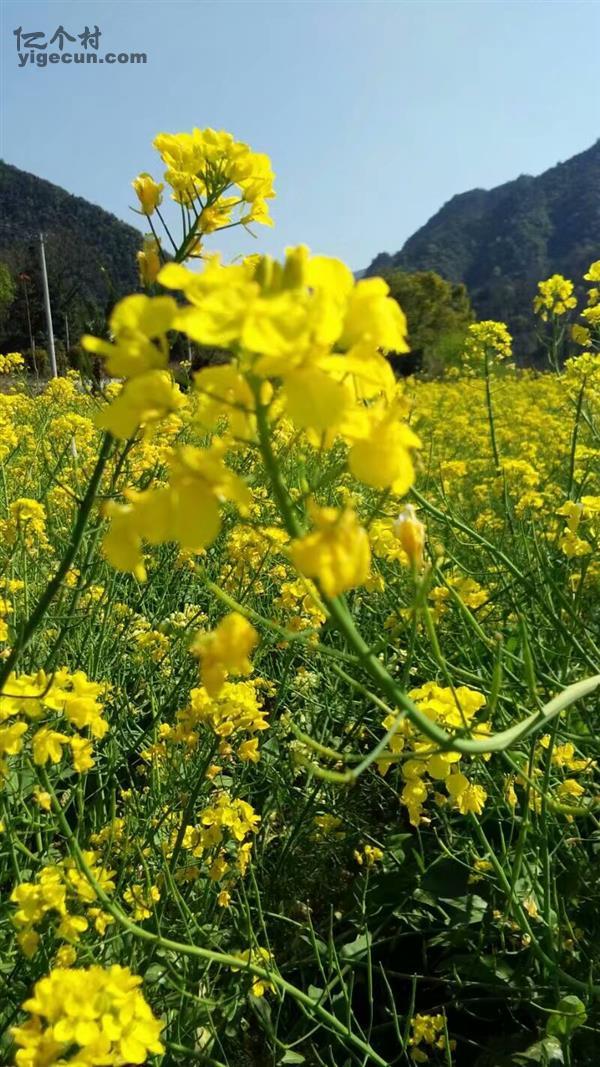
[0,261,16,330]
[383,269,474,377]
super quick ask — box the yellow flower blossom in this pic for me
[132,172,164,215]
[12,965,164,1065]
[291,505,371,597]
[191,612,258,697]
[534,274,577,319]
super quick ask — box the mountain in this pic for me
[0,160,145,357]
[366,140,600,359]
[0,160,143,321]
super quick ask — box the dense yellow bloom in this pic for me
[275,576,327,633]
[11,871,67,929]
[0,351,25,374]
[11,853,117,959]
[1,498,50,553]
[378,683,488,825]
[12,965,164,1066]
[534,274,577,319]
[159,246,408,380]
[191,612,259,696]
[132,172,164,215]
[462,320,513,366]
[0,667,108,776]
[409,1012,454,1062]
[410,682,487,730]
[291,506,371,597]
[124,884,160,921]
[175,681,268,754]
[175,792,260,883]
[151,126,275,227]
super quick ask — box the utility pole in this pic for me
[39,232,58,377]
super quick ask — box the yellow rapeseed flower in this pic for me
[291,505,371,598]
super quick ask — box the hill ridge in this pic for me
[366,140,600,356]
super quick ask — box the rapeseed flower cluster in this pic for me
[0,668,108,778]
[409,1013,455,1062]
[0,351,25,374]
[379,684,489,826]
[172,679,268,762]
[534,273,578,319]
[11,852,116,958]
[142,126,275,227]
[462,320,513,367]
[83,238,420,594]
[12,964,163,1066]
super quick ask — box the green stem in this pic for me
[0,433,113,688]
[484,349,501,470]
[252,385,600,755]
[37,770,388,1067]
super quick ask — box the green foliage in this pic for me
[383,268,474,376]
[546,996,587,1040]
[0,260,16,323]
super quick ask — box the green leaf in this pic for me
[340,931,372,960]
[307,985,324,1001]
[443,892,488,925]
[514,1036,564,1065]
[546,995,587,1038]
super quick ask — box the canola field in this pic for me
[1,127,600,1067]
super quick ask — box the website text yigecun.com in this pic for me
[17,51,147,68]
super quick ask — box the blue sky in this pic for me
[2,0,599,270]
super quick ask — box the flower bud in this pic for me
[393,504,425,569]
[137,237,161,287]
[132,172,164,215]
